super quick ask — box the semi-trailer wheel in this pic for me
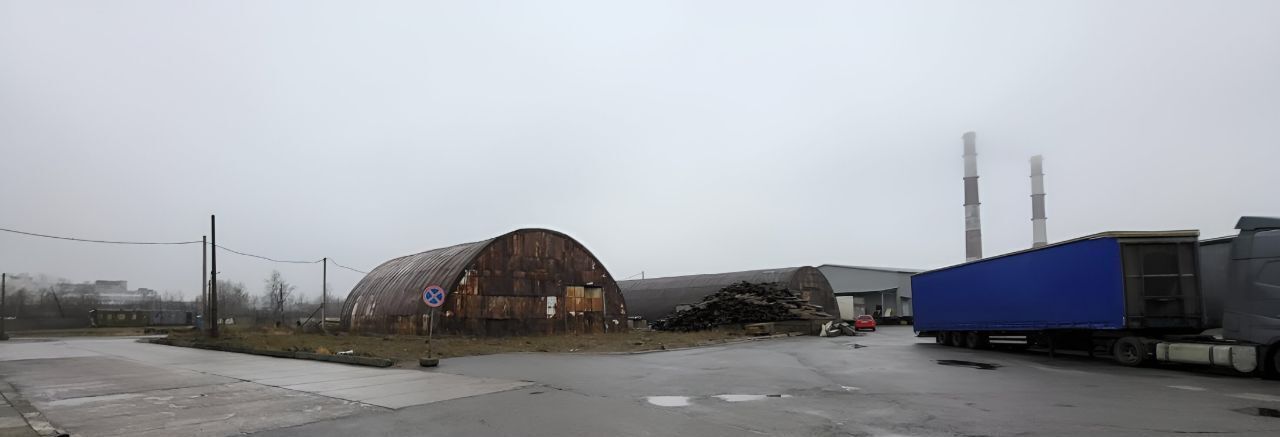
[1263,343,1280,380]
[1113,337,1147,367]
[935,333,946,344]
[964,332,989,349]
[1273,344,1280,378]
[948,331,965,347]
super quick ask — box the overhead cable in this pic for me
[0,226,201,245]
[2,225,371,272]
[327,258,369,275]
[213,244,322,264]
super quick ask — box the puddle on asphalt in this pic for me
[1234,407,1280,418]
[647,394,794,406]
[713,394,792,402]
[646,396,691,407]
[936,359,1001,370]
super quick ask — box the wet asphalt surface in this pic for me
[254,326,1280,436]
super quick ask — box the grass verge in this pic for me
[166,327,774,366]
[9,326,190,338]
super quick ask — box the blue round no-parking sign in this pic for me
[423,284,447,308]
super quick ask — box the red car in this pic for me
[853,315,877,331]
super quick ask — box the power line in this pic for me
[327,259,368,275]
[213,244,322,264]
[0,226,201,245]
[1,225,369,273]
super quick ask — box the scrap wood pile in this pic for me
[653,281,833,331]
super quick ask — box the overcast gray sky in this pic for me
[2,0,1278,301]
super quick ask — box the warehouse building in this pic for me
[818,264,922,321]
[341,229,627,336]
[618,266,838,322]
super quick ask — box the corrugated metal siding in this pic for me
[618,266,837,321]
[342,239,492,333]
[786,266,839,318]
[341,228,627,336]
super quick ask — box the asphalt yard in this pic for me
[2,327,1280,436]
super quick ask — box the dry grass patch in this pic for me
[167,327,758,366]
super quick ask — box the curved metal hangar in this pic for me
[341,229,627,336]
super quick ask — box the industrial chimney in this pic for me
[962,132,983,261]
[1030,155,1047,248]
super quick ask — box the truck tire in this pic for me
[964,332,989,349]
[1113,337,1148,367]
[1263,344,1280,380]
[948,332,965,347]
[935,333,946,344]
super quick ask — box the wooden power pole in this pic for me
[322,257,327,330]
[1,273,8,341]
[210,215,219,338]
[202,235,207,329]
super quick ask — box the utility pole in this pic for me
[321,257,327,331]
[1,273,8,341]
[210,215,219,338]
[202,235,207,328]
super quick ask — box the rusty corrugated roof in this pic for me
[340,237,495,328]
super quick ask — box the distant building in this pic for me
[817,265,922,320]
[94,280,127,294]
[56,282,95,296]
[93,280,159,307]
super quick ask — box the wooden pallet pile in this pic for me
[653,281,833,331]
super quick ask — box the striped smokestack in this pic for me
[1030,155,1047,248]
[962,132,983,261]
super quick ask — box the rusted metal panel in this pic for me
[618,266,838,321]
[342,228,628,336]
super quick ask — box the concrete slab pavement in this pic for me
[0,337,531,436]
[0,395,37,437]
[253,386,749,437]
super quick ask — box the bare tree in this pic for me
[216,280,250,318]
[323,283,342,314]
[263,270,295,327]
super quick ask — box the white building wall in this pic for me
[819,265,920,319]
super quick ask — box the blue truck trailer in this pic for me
[914,217,1280,377]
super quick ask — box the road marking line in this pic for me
[1167,385,1206,391]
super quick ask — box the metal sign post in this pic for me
[427,307,435,357]
[420,284,446,367]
